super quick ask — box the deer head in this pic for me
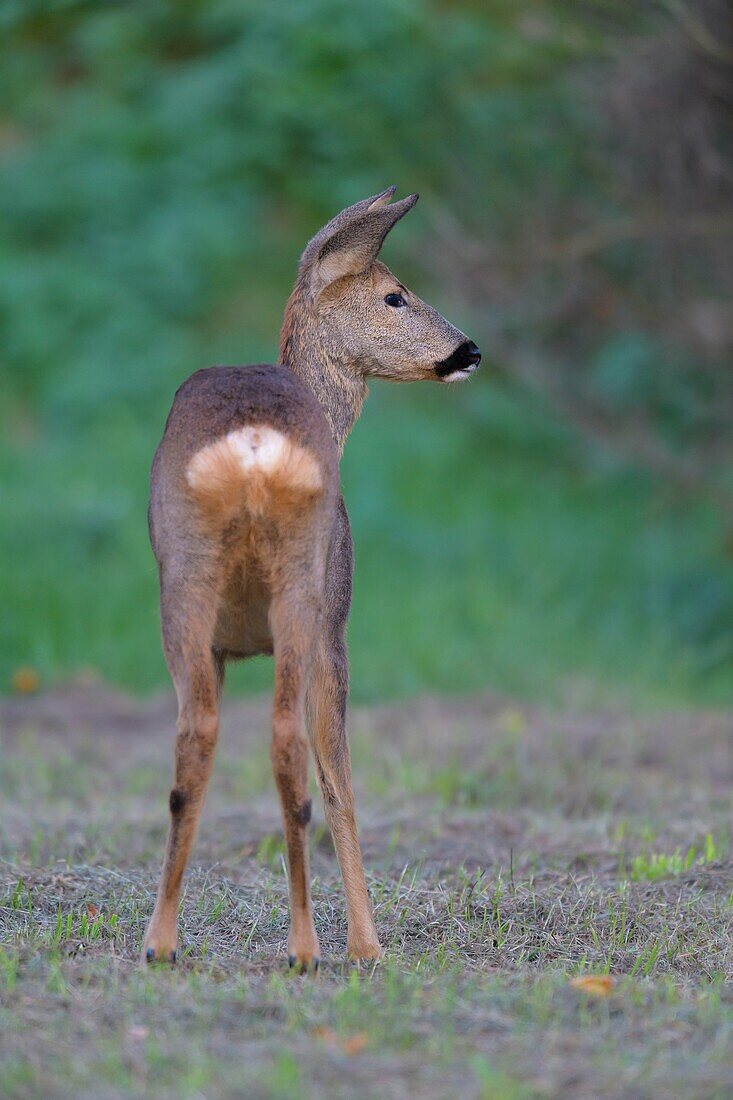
[294,187,480,382]
[280,188,480,447]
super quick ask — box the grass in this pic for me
[1,684,731,1098]
[3,372,733,708]
[629,835,722,883]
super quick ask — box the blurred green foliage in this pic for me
[1,0,731,704]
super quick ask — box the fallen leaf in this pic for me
[86,903,99,918]
[313,1028,369,1055]
[11,666,40,694]
[570,975,615,997]
[340,1033,368,1056]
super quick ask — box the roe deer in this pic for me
[143,187,480,970]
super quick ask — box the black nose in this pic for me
[435,340,482,377]
[464,341,481,366]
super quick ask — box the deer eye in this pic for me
[384,292,406,308]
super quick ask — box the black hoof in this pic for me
[145,947,177,964]
[288,953,319,974]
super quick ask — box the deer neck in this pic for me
[279,294,367,454]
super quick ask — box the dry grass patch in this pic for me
[1,684,731,1098]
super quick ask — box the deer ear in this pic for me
[300,190,419,296]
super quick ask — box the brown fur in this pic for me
[142,189,478,969]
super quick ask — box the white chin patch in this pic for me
[442,368,474,383]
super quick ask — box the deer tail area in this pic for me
[185,425,323,523]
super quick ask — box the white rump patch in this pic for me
[226,425,288,474]
[186,425,322,495]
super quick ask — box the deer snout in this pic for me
[435,340,481,381]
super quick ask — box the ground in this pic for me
[0,681,731,1099]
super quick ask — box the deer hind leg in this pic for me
[143,574,223,964]
[269,587,322,973]
[307,641,381,961]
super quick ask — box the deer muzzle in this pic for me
[435,340,481,381]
